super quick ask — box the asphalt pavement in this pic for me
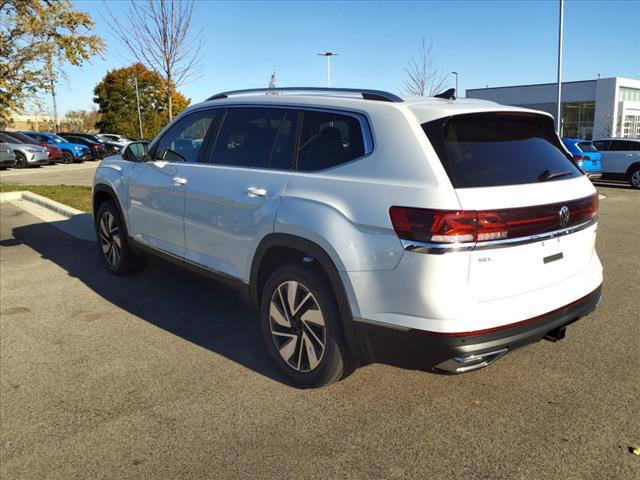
[0,185,638,479]
[0,162,99,186]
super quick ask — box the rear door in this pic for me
[423,112,598,301]
[183,107,296,280]
[126,109,219,257]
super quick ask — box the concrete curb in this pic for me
[0,190,84,218]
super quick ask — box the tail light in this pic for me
[573,155,588,169]
[389,194,598,245]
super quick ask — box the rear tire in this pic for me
[62,151,73,164]
[260,264,350,388]
[95,201,144,275]
[629,167,640,189]
[14,152,27,168]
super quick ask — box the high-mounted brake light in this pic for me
[389,194,598,245]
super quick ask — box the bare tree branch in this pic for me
[402,37,448,97]
[103,0,202,120]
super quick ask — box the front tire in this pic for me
[14,152,27,168]
[629,167,640,189]
[61,151,73,164]
[260,264,350,388]
[95,201,143,275]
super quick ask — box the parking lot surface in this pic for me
[0,185,638,479]
[0,162,98,186]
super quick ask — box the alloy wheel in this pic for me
[631,170,640,188]
[269,280,326,373]
[99,211,122,267]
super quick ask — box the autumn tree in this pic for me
[104,0,202,121]
[63,109,102,133]
[0,0,104,128]
[93,63,190,139]
[403,38,448,97]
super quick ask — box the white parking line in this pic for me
[0,163,99,177]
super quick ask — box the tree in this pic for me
[63,109,102,133]
[93,63,190,139]
[104,0,202,122]
[402,38,448,97]
[0,0,104,128]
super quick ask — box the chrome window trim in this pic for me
[401,216,598,255]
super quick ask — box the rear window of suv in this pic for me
[422,112,581,188]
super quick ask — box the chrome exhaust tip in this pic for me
[433,348,509,374]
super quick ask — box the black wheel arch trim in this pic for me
[92,184,130,238]
[250,233,363,366]
[626,161,640,176]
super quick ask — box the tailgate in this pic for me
[456,179,598,301]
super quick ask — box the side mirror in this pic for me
[122,141,150,162]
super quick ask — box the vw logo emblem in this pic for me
[559,206,570,226]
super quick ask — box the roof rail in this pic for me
[206,87,404,103]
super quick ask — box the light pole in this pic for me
[556,0,564,134]
[317,52,338,87]
[451,71,459,96]
[133,76,143,139]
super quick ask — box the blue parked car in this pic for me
[19,131,91,164]
[562,138,602,180]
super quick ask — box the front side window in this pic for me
[297,110,365,171]
[210,107,295,169]
[154,109,219,163]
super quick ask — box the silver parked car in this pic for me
[0,132,49,168]
[0,144,16,168]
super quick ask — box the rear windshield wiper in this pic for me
[538,170,573,182]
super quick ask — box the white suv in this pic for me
[92,87,603,388]
[592,138,640,188]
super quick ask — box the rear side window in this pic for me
[211,107,295,169]
[577,142,597,152]
[422,112,581,188]
[297,110,365,171]
[593,140,609,151]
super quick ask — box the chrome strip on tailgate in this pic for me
[401,217,598,254]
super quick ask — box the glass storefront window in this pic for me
[619,87,640,102]
[562,101,595,139]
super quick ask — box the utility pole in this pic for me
[317,52,338,87]
[451,72,459,96]
[134,76,143,139]
[556,0,564,135]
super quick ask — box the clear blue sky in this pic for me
[52,0,640,114]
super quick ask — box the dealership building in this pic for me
[466,76,640,140]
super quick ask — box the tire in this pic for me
[260,263,350,388]
[14,151,27,168]
[95,201,144,275]
[628,167,640,189]
[61,151,73,164]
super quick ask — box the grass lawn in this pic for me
[0,184,92,212]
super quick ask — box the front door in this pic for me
[126,108,221,258]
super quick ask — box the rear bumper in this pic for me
[354,285,602,372]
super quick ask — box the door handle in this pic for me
[173,177,187,186]
[246,186,267,197]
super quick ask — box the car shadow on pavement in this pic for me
[9,217,288,385]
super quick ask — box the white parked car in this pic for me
[92,87,603,388]
[592,138,640,188]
